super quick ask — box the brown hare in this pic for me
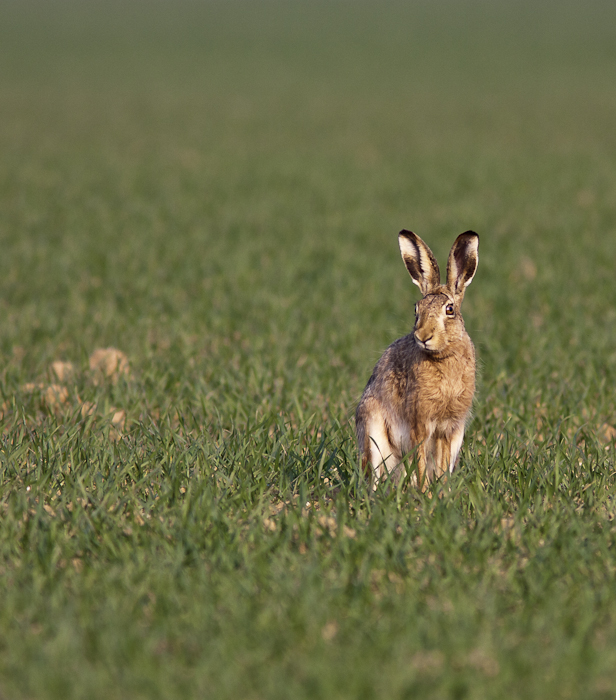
[356,230,479,490]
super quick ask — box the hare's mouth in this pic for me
[415,336,438,353]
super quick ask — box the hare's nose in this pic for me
[415,330,433,346]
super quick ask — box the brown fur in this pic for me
[356,230,479,490]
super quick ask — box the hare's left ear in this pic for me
[446,231,479,296]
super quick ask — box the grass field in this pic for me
[1,1,616,697]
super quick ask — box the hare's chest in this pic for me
[418,355,475,420]
[441,371,473,412]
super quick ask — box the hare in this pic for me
[356,230,479,490]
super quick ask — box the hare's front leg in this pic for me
[432,423,466,484]
[408,421,436,491]
[432,435,449,482]
[415,443,429,492]
[448,422,466,473]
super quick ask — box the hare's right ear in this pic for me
[398,230,441,295]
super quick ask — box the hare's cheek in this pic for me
[436,320,449,343]
[436,334,449,352]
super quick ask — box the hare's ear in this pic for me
[398,230,441,295]
[446,231,479,297]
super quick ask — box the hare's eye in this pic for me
[445,304,454,316]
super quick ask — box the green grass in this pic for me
[1,0,616,697]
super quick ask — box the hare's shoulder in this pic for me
[362,334,421,395]
[377,333,421,369]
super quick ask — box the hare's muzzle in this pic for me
[414,330,435,352]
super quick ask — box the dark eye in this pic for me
[445,304,454,316]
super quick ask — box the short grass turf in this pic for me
[1,0,616,698]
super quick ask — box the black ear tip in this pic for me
[399,230,419,247]
[462,230,479,240]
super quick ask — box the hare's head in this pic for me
[398,230,479,355]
